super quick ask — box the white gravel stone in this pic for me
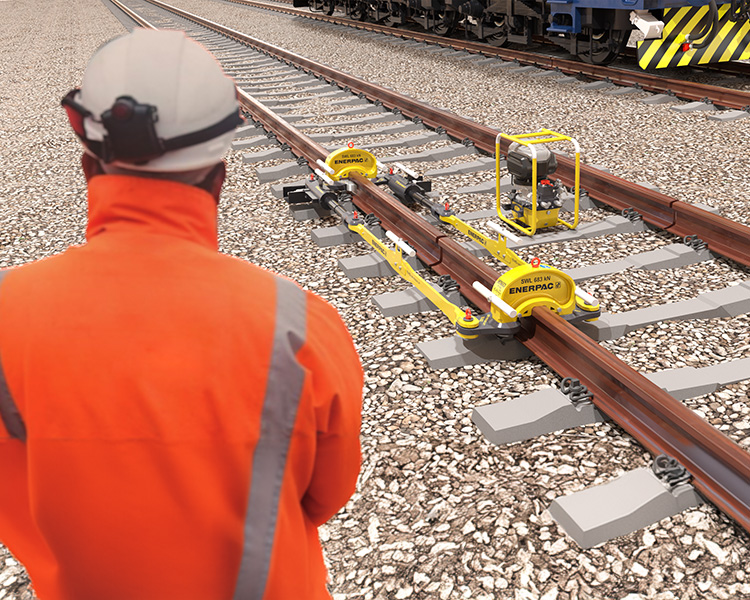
[697,533,729,563]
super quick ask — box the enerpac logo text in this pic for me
[334,158,365,164]
[508,282,555,295]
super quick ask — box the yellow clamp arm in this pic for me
[348,222,479,331]
[440,214,526,270]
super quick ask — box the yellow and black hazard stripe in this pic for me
[637,3,750,69]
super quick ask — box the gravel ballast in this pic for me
[1,1,749,600]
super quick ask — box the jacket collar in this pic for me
[86,175,218,250]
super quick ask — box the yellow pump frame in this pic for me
[496,129,581,237]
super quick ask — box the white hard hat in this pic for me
[62,29,242,172]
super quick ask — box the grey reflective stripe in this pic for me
[233,277,307,600]
[0,270,27,442]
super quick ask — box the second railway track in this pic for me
[222,0,750,113]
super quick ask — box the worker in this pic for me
[0,29,363,600]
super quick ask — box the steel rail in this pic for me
[145,0,750,268]
[109,0,161,27]
[267,0,750,80]
[223,0,750,110]
[126,0,750,538]
[521,308,750,536]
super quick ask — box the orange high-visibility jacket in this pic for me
[0,175,363,600]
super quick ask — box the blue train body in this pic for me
[298,0,750,67]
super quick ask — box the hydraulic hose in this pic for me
[690,0,719,49]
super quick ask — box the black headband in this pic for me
[62,88,244,165]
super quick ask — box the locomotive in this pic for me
[293,0,750,68]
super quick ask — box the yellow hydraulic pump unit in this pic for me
[496,130,581,237]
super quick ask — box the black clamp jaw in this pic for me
[453,302,601,339]
[378,171,457,219]
[283,175,384,236]
[284,177,349,210]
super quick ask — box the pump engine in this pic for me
[502,142,565,227]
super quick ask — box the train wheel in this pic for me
[430,11,459,36]
[366,2,386,22]
[311,0,335,13]
[577,28,628,65]
[484,18,508,46]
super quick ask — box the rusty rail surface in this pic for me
[129,0,750,537]
[224,0,750,110]
[522,309,750,536]
[239,69,750,536]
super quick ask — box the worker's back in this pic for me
[0,175,363,600]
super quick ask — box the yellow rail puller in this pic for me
[320,147,482,339]
[355,226,485,339]
[283,146,600,340]
[496,129,581,237]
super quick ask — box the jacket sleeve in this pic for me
[299,296,363,526]
[0,436,35,549]
[0,392,59,576]
[0,358,45,567]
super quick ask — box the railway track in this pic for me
[221,20,750,264]
[114,0,750,542]
[216,0,750,114]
